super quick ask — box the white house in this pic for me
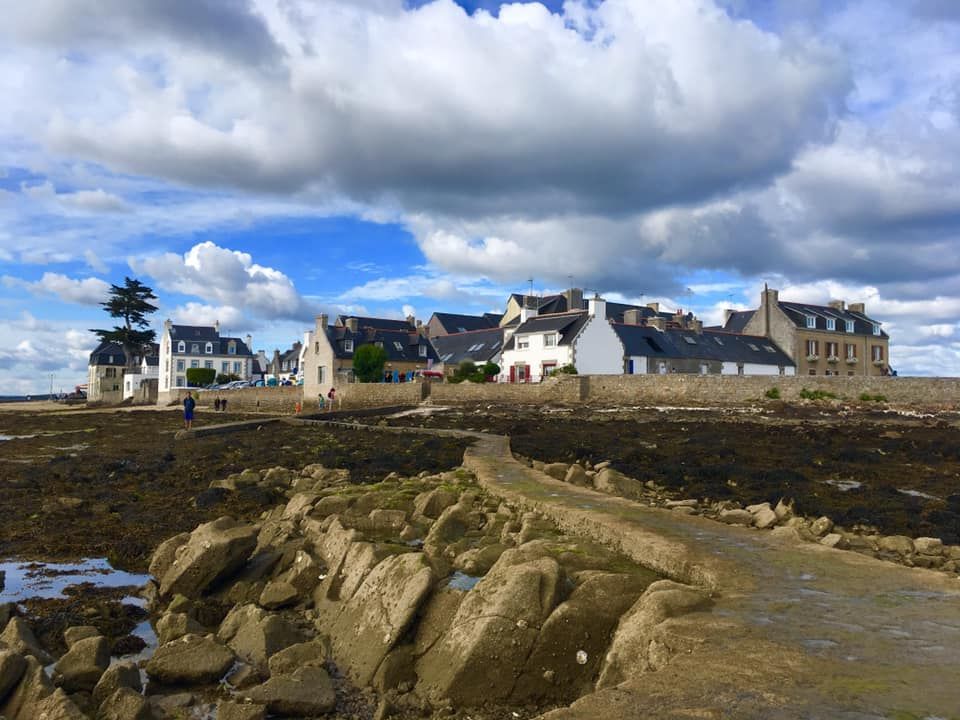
[158,320,254,395]
[499,295,623,382]
[122,354,159,400]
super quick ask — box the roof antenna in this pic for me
[527,277,534,297]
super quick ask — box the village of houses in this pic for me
[86,285,892,405]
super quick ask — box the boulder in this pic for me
[511,572,649,703]
[158,518,259,598]
[27,688,87,720]
[218,700,267,720]
[810,516,834,537]
[597,580,712,689]
[53,635,110,693]
[148,532,191,580]
[259,581,299,610]
[0,648,26,703]
[262,467,294,488]
[311,495,352,518]
[415,551,561,705]
[774,498,794,522]
[423,503,471,551]
[316,518,357,571]
[745,502,771,514]
[593,461,612,471]
[518,513,555,545]
[592,468,645,499]
[63,626,100,648]
[156,611,204,646]
[0,656,55,720]
[267,640,327,677]
[0,617,52,665]
[245,665,335,717]
[281,493,319,521]
[542,463,570,481]
[338,543,391,602]
[328,552,434,686]
[91,661,141,707]
[217,604,304,667]
[372,644,417,693]
[563,465,591,487]
[718,509,754,526]
[453,544,506,576]
[819,533,848,549]
[145,634,235,685]
[753,507,779,530]
[879,535,914,556]
[97,687,151,720]
[366,509,408,533]
[914,537,944,555]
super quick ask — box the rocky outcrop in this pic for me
[327,552,434,686]
[0,617,52,665]
[416,549,562,705]
[97,687,152,720]
[0,648,26,703]
[597,580,712,689]
[52,634,110,692]
[217,604,304,668]
[245,665,336,716]
[91,661,141,707]
[155,517,259,598]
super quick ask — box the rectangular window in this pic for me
[872,345,884,362]
[419,344,427,357]
[826,342,838,358]
[228,343,236,355]
[845,320,854,333]
[315,342,319,354]
[176,359,185,372]
[344,339,354,352]
[175,376,185,387]
[544,333,557,347]
[318,366,326,384]
[826,318,836,331]
[805,315,816,329]
[222,361,229,372]
[233,361,242,374]
[204,361,213,369]
[846,344,856,359]
[190,360,199,368]
[517,337,529,350]
[806,339,819,357]
[808,369,816,375]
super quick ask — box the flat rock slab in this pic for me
[145,635,235,685]
[245,665,335,716]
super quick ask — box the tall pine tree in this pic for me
[90,277,159,373]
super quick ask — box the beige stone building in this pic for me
[725,287,891,377]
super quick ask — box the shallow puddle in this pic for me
[447,571,482,591]
[0,558,149,604]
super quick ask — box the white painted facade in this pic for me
[573,298,624,375]
[122,357,159,399]
[158,321,253,392]
[720,362,796,376]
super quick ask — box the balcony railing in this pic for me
[846,357,858,364]
[827,355,839,363]
[806,354,819,362]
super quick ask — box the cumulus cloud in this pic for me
[0,313,96,393]
[2,272,110,305]
[132,240,314,322]
[59,189,129,213]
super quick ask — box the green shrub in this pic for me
[185,367,216,387]
[556,364,578,375]
[353,344,388,383]
[216,373,241,384]
[799,387,837,401]
[859,392,888,403]
[481,361,501,378]
[764,387,781,399]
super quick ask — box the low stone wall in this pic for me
[583,374,960,407]
[431,377,584,405]
[194,386,302,414]
[332,382,425,410]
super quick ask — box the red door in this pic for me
[509,366,516,384]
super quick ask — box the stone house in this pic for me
[727,287,891,376]
[268,342,302,383]
[301,314,439,401]
[88,341,159,403]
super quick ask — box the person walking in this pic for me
[183,392,196,430]
[221,397,228,413]
[214,397,221,412]
[326,387,336,411]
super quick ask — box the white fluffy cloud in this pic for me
[2,272,110,306]
[132,240,314,323]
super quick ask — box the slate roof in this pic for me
[89,341,160,366]
[169,325,253,356]
[722,310,756,333]
[613,325,794,367]
[778,302,888,337]
[503,311,590,351]
[336,315,414,332]
[326,325,439,363]
[432,328,504,365]
[509,293,674,323]
[430,312,500,334]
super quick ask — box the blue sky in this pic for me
[1,0,959,393]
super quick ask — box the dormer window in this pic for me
[419,344,427,358]
[228,341,236,355]
[826,318,836,331]
[393,341,403,351]
[177,341,185,353]
[872,323,881,336]
[205,342,213,354]
[845,320,854,333]
[344,339,354,352]
[805,315,816,329]
[191,343,200,354]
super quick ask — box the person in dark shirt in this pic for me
[183,392,196,430]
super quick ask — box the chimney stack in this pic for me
[317,313,329,331]
[406,314,416,327]
[828,300,845,311]
[346,317,359,333]
[647,302,660,313]
[723,308,735,326]
[624,308,643,325]
[564,287,584,312]
[587,294,606,318]
[848,302,865,314]
[648,317,666,331]
[519,297,539,324]
[245,334,252,350]
[214,319,220,333]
